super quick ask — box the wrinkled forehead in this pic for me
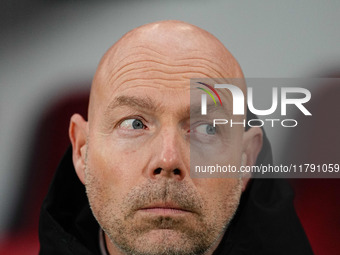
[88,22,245,123]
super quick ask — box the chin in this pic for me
[118,229,208,255]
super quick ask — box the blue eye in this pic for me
[119,119,145,129]
[196,124,216,135]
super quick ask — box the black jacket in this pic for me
[39,125,313,254]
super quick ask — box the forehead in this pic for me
[96,53,234,95]
[109,82,190,111]
[89,41,243,123]
[100,50,228,91]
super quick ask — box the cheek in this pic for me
[86,139,150,193]
[195,178,242,218]
[196,178,240,197]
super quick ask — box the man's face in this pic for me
[84,77,246,255]
[70,21,261,255]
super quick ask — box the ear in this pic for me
[69,114,88,184]
[241,127,263,191]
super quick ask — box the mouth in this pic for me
[138,202,192,216]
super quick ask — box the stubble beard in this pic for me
[84,153,242,255]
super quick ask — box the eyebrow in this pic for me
[105,95,163,115]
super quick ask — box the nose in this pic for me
[147,128,187,181]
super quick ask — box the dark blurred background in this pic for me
[0,0,339,254]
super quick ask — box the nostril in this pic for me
[154,168,162,175]
[173,169,181,175]
[152,168,182,177]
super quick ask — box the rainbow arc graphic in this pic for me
[196,82,223,106]
[196,82,223,115]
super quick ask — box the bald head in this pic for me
[70,20,263,255]
[88,20,244,122]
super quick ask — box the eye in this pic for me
[119,119,146,130]
[195,124,216,135]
